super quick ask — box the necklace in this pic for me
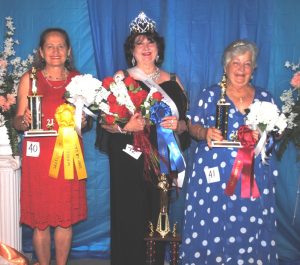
[43,68,67,81]
[43,69,68,89]
[146,67,161,82]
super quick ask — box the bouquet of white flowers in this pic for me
[245,100,287,163]
[65,74,102,134]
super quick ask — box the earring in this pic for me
[222,72,227,83]
[131,57,136,66]
[155,55,159,63]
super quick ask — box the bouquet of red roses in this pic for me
[95,74,162,125]
[95,73,163,178]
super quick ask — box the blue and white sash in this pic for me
[128,67,186,187]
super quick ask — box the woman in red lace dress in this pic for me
[13,28,87,265]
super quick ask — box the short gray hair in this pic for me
[222,40,258,68]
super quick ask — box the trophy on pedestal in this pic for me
[24,67,57,137]
[155,173,171,238]
[211,74,242,148]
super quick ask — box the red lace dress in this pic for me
[20,70,87,230]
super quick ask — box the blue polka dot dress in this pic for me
[180,85,278,265]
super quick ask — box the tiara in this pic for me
[129,12,156,34]
[232,40,248,48]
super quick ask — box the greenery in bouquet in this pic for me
[0,17,34,155]
[277,61,300,161]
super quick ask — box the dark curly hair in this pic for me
[33,28,76,71]
[124,31,165,67]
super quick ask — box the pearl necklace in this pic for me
[146,67,161,82]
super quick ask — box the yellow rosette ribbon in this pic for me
[49,103,87,180]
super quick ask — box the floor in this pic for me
[29,259,110,265]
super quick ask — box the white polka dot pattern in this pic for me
[180,85,278,264]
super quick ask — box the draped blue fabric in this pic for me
[0,0,299,263]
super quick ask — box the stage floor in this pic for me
[44,259,110,265]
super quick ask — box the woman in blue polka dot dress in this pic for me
[180,40,278,265]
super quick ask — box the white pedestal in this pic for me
[0,155,21,265]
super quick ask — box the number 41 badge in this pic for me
[204,166,220,184]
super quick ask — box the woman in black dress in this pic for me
[98,12,190,265]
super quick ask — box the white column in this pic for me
[0,155,21,265]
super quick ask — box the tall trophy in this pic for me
[155,174,171,238]
[211,74,242,148]
[25,67,57,137]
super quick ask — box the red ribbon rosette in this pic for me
[225,125,260,198]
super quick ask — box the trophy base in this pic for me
[24,130,58,137]
[211,140,243,148]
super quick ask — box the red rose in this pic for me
[238,125,257,148]
[124,76,140,89]
[129,90,148,108]
[105,115,115,125]
[107,94,117,104]
[152,91,163,102]
[109,103,119,114]
[123,76,135,87]
[117,105,130,119]
[102,77,114,89]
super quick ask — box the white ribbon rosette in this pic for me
[65,74,102,135]
[245,100,287,164]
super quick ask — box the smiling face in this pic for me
[225,51,254,88]
[39,31,70,68]
[132,35,158,66]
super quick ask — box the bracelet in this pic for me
[21,116,28,130]
[21,116,26,125]
[117,125,129,134]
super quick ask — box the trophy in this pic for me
[211,74,242,148]
[24,67,57,137]
[155,174,171,238]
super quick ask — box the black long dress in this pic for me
[100,74,189,265]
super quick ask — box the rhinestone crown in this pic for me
[129,12,156,34]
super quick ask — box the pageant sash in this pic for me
[49,103,87,180]
[128,67,179,119]
[0,242,29,265]
[128,67,186,186]
[225,125,260,198]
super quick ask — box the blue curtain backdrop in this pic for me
[0,0,299,263]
